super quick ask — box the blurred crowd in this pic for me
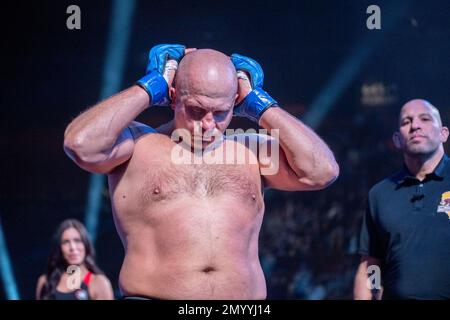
[259,104,403,299]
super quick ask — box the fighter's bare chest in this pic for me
[122,137,263,205]
[134,160,261,203]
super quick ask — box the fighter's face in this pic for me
[394,102,448,156]
[60,227,86,266]
[173,93,235,148]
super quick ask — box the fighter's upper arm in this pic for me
[70,121,156,174]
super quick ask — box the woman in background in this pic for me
[36,219,114,300]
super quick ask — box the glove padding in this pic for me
[231,53,278,123]
[137,44,185,106]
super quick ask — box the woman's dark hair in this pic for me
[39,219,104,299]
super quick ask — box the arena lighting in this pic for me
[303,1,406,129]
[361,82,398,107]
[0,215,20,300]
[85,0,136,245]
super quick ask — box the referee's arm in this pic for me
[353,255,383,300]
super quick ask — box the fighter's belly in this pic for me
[119,260,266,299]
[117,195,266,299]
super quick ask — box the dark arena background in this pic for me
[1,0,449,300]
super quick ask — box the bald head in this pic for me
[399,99,442,127]
[175,49,237,99]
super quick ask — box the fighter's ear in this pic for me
[440,126,449,143]
[170,87,177,111]
[392,132,401,149]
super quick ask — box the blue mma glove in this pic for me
[231,53,278,123]
[137,44,185,106]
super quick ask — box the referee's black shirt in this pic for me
[360,154,450,299]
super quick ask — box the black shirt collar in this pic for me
[397,154,448,186]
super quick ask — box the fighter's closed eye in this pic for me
[189,107,204,117]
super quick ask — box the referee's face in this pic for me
[396,100,449,157]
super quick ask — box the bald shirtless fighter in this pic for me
[63,44,339,299]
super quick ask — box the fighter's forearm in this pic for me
[259,107,339,188]
[64,85,150,160]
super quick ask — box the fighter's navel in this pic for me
[202,266,215,273]
[251,194,256,201]
[153,187,160,195]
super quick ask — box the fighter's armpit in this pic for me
[127,121,157,141]
[248,132,313,190]
[225,132,280,176]
[91,121,155,173]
